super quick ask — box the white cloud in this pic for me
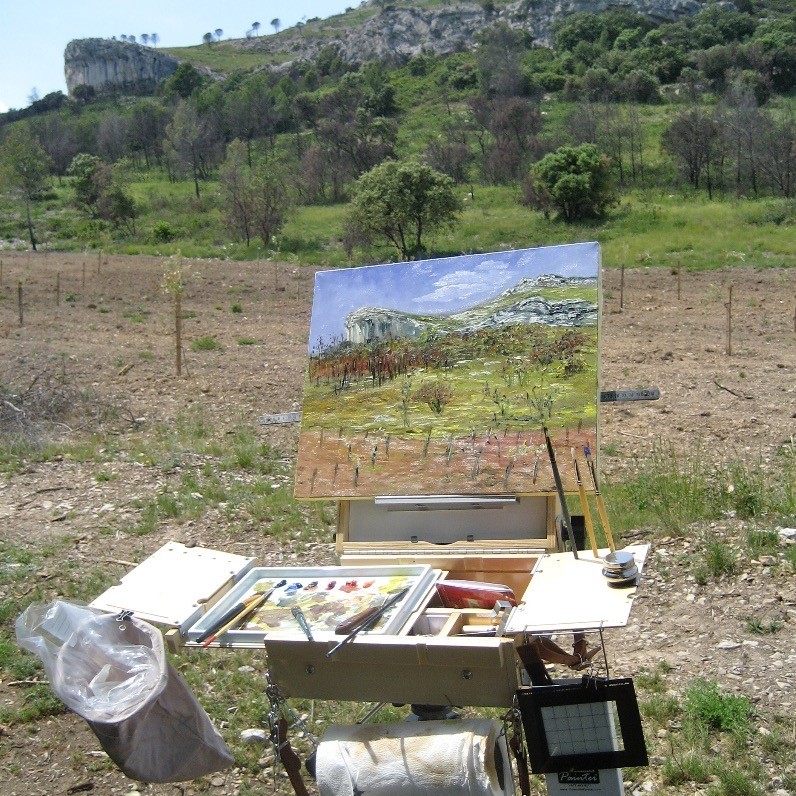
[416,259,514,308]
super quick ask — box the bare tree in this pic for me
[757,107,795,198]
[164,100,220,198]
[96,113,129,162]
[662,106,723,197]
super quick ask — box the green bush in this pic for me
[152,220,176,243]
[684,679,753,738]
[190,336,222,351]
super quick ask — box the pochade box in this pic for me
[257,242,647,708]
[93,243,649,710]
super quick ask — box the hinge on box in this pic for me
[411,535,418,544]
[466,534,475,542]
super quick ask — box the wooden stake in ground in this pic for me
[620,263,625,310]
[56,271,60,307]
[726,284,734,356]
[82,261,86,288]
[162,257,186,376]
[17,281,23,326]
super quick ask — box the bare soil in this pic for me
[0,252,794,795]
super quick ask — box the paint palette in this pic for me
[186,565,437,646]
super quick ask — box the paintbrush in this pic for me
[291,605,315,641]
[543,426,578,559]
[583,444,616,553]
[572,447,599,557]
[199,580,285,647]
[326,587,409,658]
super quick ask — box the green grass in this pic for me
[605,441,795,535]
[684,679,754,738]
[190,335,222,351]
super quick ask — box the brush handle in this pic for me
[544,427,578,559]
[572,450,599,557]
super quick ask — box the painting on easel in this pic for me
[295,242,600,499]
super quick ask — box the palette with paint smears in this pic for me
[185,565,436,646]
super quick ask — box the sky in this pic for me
[308,242,600,352]
[0,0,359,113]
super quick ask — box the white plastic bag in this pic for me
[16,600,233,782]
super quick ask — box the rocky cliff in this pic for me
[235,0,706,71]
[64,0,710,95]
[64,39,180,97]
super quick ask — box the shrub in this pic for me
[684,679,753,737]
[152,220,176,243]
[190,336,222,352]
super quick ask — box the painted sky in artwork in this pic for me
[308,242,600,353]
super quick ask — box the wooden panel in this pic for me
[506,544,650,633]
[265,634,520,708]
[90,541,254,633]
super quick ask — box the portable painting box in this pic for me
[261,242,646,708]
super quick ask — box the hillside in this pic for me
[0,0,793,268]
[65,0,712,95]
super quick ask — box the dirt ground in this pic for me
[0,252,794,795]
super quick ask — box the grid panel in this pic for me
[541,700,624,756]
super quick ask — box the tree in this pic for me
[66,153,137,230]
[202,32,214,46]
[662,106,722,197]
[345,160,462,260]
[252,21,261,36]
[214,28,223,41]
[0,124,52,250]
[219,140,255,245]
[527,144,615,221]
[164,100,219,198]
[151,33,159,47]
[164,63,204,99]
[271,18,281,34]
[219,139,291,247]
[67,153,104,214]
[141,33,150,46]
[128,100,169,168]
[476,22,531,98]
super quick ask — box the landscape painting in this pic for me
[295,242,600,498]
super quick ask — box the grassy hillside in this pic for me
[0,1,794,270]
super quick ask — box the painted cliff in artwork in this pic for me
[295,242,600,498]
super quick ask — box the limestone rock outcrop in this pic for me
[236,0,707,72]
[64,39,180,97]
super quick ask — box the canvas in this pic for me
[295,242,600,499]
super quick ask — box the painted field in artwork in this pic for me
[295,243,601,498]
